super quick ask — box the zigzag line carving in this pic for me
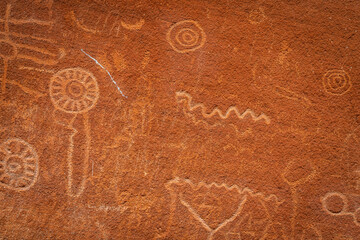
[176,91,271,124]
[166,177,282,203]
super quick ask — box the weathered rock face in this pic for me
[0,0,359,239]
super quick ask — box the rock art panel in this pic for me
[0,0,359,239]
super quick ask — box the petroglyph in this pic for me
[70,10,144,36]
[282,158,316,187]
[50,68,99,198]
[120,19,145,31]
[282,158,317,238]
[166,20,206,53]
[70,11,97,34]
[179,195,246,240]
[322,69,352,96]
[343,126,360,190]
[274,86,312,106]
[322,192,349,216]
[176,91,271,125]
[87,204,128,213]
[0,17,53,26]
[294,224,323,240]
[165,177,282,240]
[321,192,360,227]
[248,7,266,24]
[111,50,127,72]
[18,66,55,74]
[0,138,39,191]
[49,67,99,113]
[5,79,46,99]
[141,50,150,70]
[0,3,63,95]
[227,194,281,239]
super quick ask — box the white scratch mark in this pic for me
[81,49,127,98]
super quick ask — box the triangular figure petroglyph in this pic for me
[165,177,282,240]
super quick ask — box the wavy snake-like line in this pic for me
[176,91,271,124]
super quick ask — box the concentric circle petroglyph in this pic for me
[322,69,352,95]
[166,20,206,53]
[321,192,348,215]
[0,138,39,191]
[49,68,99,113]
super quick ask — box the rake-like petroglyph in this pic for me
[0,3,64,96]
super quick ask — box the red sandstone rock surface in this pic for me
[0,0,359,239]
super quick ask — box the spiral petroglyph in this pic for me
[49,68,99,113]
[166,20,206,53]
[322,69,352,95]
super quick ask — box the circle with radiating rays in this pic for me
[322,69,352,95]
[166,20,206,53]
[0,138,39,191]
[49,68,99,114]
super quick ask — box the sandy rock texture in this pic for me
[0,0,359,239]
